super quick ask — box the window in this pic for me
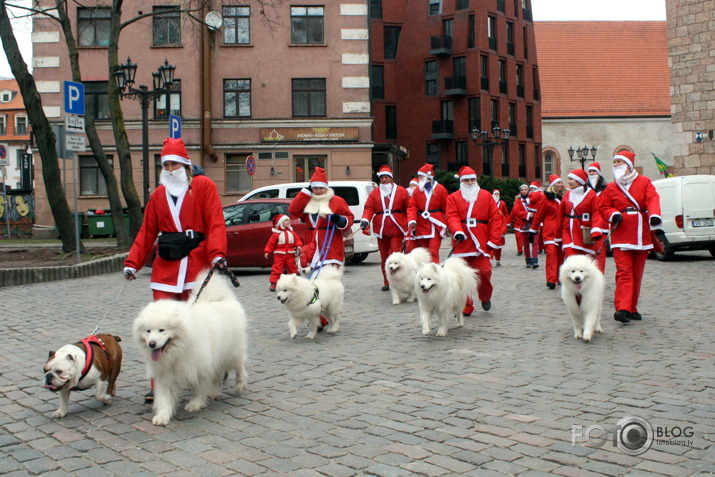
[292,78,326,117]
[84,82,110,120]
[514,0,520,17]
[456,141,468,167]
[526,105,533,138]
[15,115,27,135]
[508,102,517,135]
[257,151,289,161]
[224,79,251,118]
[483,146,493,176]
[0,90,11,102]
[155,79,181,119]
[457,0,469,9]
[516,64,524,97]
[77,7,111,47]
[371,65,384,99]
[427,143,440,166]
[544,150,554,177]
[490,99,499,128]
[291,6,324,44]
[425,61,438,96]
[0,115,5,135]
[428,0,442,15]
[443,18,453,40]
[523,26,529,59]
[480,55,489,90]
[500,147,509,176]
[468,14,475,49]
[80,155,112,196]
[442,101,454,123]
[294,156,325,182]
[369,0,382,19]
[497,0,505,13]
[499,59,507,94]
[384,26,401,60]
[468,97,481,131]
[534,145,541,178]
[519,144,526,177]
[488,16,497,51]
[506,22,514,55]
[385,105,397,140]
[226,154,252,192]
[533,66,540,100]
[153,6,181,46]
[452,56,466,90]
[223,6,250,45]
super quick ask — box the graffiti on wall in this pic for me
[0,193,35,237]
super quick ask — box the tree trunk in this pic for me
[0,0,84,253]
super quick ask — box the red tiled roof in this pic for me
[534,21,670,118]
[0,79,25,111]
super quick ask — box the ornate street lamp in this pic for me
[470,125,513,176]
[567,145,598,170]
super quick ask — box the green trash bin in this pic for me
[55,211,85,238]
[87,210,114,237]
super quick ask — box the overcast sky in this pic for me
[1,0,668,79]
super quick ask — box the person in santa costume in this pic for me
[528,174,565,289]
[360,165,409,290]
[406,163,449,263]
[123,137,227,401]
[264,215,302,291]
[513,183,540,268]
[288,167,354,271]
[598,151,662,324]
[557,169,606,258]
[446,166,502,315]
[407,177,419,196]
[586,162,609,272]
[490,189,509,266]
[507,184,529,256]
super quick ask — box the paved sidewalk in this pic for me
[0,235,713,476]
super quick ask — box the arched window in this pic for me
[544,150,554,177]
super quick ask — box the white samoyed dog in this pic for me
[559,254,604,342]
[132,270,247,426]
[276,266,344,339]
[415,257,478,337]
[385,247,432,305]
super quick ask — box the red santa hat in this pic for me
[417,163,435,178]
[613,151,636,170]
[160,137,191,165]
[548,174,563,187]
[568,169,589,185]
[310,167,329,188]
[376,165,393,178]
[587,162,604,178]
[492,189,500,195]
[409,178,419,186]
[454,165,477,181]
[529,181,542,191]
[272,214,290,228]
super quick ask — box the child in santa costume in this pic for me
[406,163,449,263]
[264,215,302,291]
[288,167,354,271]
[490,189,509,266]
[508,184,529,256]
[446,166,502,315]
[557,169,606,258]
[528,174,565,289]
[360,165,409,290]
[598,151,662,324]
[587,162,609,273]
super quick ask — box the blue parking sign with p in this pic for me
[169,115,182,139]
[63,81,85,116]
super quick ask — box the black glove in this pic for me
[650,216,662,227]
[359,219,369,230]
[330,214,344,225]
[611,213,622,225]
[528,232,536,244]
[454,232,466,243]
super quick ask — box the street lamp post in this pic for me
[567,145,597,170]
[113,57,176,206]
[470,125,512,176]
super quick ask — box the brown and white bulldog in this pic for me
[43,334,123,418]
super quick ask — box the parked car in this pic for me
[652,175,715,260]
[239,181,378,263]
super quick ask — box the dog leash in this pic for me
[593,221,619,257]
[309,218,337,281]
[91,279,129,335]
[192,259,241,304]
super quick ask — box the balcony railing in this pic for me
[444,75,467,96]
[488,36,497,51]
[517,84,524,98]
[430,35,453,56]
[481,76,490,91]
[431,119,454,139]
[499,80,507,94]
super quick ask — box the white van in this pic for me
[652,175,715,260]
[239,181,379,262]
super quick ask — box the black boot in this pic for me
[532,258,539,269]
[525,258,532,268]
[614,310,631,323]
[629,311,642,321]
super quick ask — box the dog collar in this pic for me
[73,335,107,388]
[307,285,319,306]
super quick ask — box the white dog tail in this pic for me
[409,247,432,266]
[441,257,478,297]
[192,268,237,304]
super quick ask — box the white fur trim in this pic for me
[613,154,633,170]
[459,174,477,180]
[568,172,586,185]
[310,181,329,188]
[376,171,393,178]
[161,154,191,165]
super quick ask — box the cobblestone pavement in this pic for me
[1,235,713,476]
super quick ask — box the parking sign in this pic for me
[64,81,85,116]
[169,115,182,139]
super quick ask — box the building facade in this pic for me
[0,79,31,190]
[369,0,542,184]
[31,1,373,227]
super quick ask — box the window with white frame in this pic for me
[1,90,12,102]
[153,6,181,46]
[15,115,27,135]
[223,6,250,45]
[80,155,112,195]
[226,154,252,192]
[544,150,554,177]
[291,6,324,44]
[77,7,111,47]
[0,114,6,135]
[155,79,181,119]
[224,79,251,118]
[428,0,441,15]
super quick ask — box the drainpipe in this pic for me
[201,4,218,163]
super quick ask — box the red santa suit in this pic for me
[446,168,502,315]
[558,170,606,257]
[490,190,509,262]
[598,155,662,318]
[513,191,539,265]
[508,193,527,253]
[264,215,303,287]
[125,174,227,296]
[529,176,564,286]
[407,164,449,263]
[362,173,409,286]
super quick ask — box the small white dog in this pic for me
[415,257,478,337]
[276,266,344,339]
[385,247,432,305]
[133,270,247,426]
[559,254,604,342]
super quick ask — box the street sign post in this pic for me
[169,115,182,139]
[246,155,256,176]
[65,116,86,134]
[65,134,86,152]
[63,81,85,116]
[0,144,7,167]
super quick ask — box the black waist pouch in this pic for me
[157,231,205,260]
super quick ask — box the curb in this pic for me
[0,253,128,288]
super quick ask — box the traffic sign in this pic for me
[64,81,85,115]
[169,115,182,139]
[65,116,85,134]
[65,134,86,152]
[0,144,6,159]
[246,155,256,176]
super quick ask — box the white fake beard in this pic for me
[492,193,500,203]
[588,175,599,188]
[613,164,637,185]
[160,167,189,196]
[460,183,479,203]
[418,177,428,191]
[380,183,393,197]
